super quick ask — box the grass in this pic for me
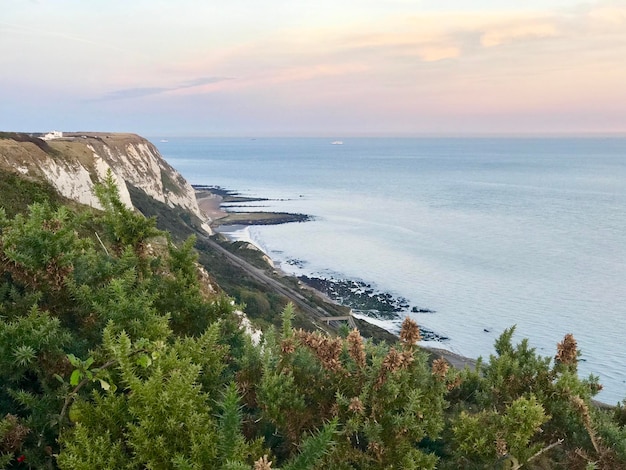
[161,171,185,197]
[127,183,203,242]
[0,171,68,217]
[0,132,60,157]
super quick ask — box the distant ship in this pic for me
[331,141,343,145]
[160,139,169,143]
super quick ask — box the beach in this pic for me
[195,188,228,222]
[195,186,309,228]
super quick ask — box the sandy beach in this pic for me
[195,187,309,227]
[195,189,228,222]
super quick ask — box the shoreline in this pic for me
[195,187,228,222]
[195,185,310,227]
[192,185,616,407]
[195,186,452,343]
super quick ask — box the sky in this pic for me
[2,0,626,136]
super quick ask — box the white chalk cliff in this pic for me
[0,132,211,234]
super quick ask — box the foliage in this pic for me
[0,171,65,218]
[0,202,86,294]
[444,326,623,469]
[247,310,449,468]
[94,170,159,256]
[0,175,233,467]
[1,175,625,469]
[452,395,548,465]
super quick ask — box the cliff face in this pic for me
[0,132,211,234]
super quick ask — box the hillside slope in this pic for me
[0,132,211,233]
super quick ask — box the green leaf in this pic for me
[282,419,338,470]
[136,354,152,368]
[13,344,36,367]
[67,353,81,367]
[70,369,82,386]
[99,379,111,391]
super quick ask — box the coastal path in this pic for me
[201,236,333,324]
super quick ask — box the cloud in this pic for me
[336,27,461,62]
[587,5,626,25]
[57,1,626,135]
[260,63,369,85]
[340,12,566,60]
[416,45,461,62]
[97,2,626,101]
[102,87,170,100]
[99,76,233,100]
[180,77,231,88]
[480,21,559,47]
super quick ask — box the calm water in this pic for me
[155,137,626,403]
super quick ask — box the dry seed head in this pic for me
[1,414,30,452]
[590,382,603,394]
[346,329,366,367]
[281,338,296,355]
[431,358,449,381]
[401,350,414,367]
[376,347,407,389]
[254,455,273,470]
[399,317,421,347]
[42,219,62,232]
[556,333,578,366]
[495,434,508,457]
[368,441,384,461]
[318,336,343,371]
[296,330,343,371]
[570,395,592,428]
[349,397,365,414]
[447,375,463,391]
[382,347,404,373]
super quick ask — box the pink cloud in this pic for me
[480,22,559,47]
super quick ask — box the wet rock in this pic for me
[412,306,436,313]
[298,275,448,342]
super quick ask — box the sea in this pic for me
[154,136,626,404]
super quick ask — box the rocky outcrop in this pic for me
[0,132,211,234]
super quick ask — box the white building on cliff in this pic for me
[40,130,63,141]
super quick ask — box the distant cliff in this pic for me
[0,132,211,234]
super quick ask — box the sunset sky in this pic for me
[2,0,626,136]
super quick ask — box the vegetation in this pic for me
[0,133,58,156]
[126,181,318,331]
[0,171,625,469]
[0,173,67,218]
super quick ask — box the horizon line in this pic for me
[145,131,626,139]
[5,129,626,139]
